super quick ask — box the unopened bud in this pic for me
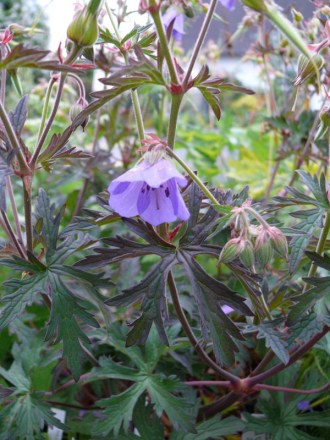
[241,0,267,13]
[67,1,100,48]
[292,52,324,87]
[183,4,194,19]
[218,238,241,265]
[255,230,273,268]
[268,226,288,259]
[291,8,303,23]
[239,240,255,268]
[315,105,330,141]
[70,97,89,130]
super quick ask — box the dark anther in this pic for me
[146,185,150,191]
[165,187,170,197]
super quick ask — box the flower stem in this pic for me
[0,100,30,175]
[182,0,218,89]
[23,177,33,254]
[105,1,145,140]
[6,176,25,251]
[149,1,179,85]
[36,76,56,143]
[30,45,82,168]
[1,210,26,259]
[167,94,182,149]
[166,147,219,206]
[303,209,330,291]
[167,271,240,384]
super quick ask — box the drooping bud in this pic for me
[239,239,255,268]
[67,0,101,48]
[268,226,288,259]
[241,0,267,13]
[70,97,89,130]
[314,105,330,141]
[218,238,242,265]
[291,8,303,23]
[292,52,324,86]
[183,4,194,19]
[255,229,273,268]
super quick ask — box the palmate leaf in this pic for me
[0,44,94,73]
[170,415,245,440]
[45,274,99,380]
[107,255,177,347]
[180,253,251,365]
[0,395,67,440]
[245,319,290,364]
[0,273,48,332]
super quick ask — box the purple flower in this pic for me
[218,0,236,10]
[108,158,190,226]
[221,305,234,314]
[297,401,313,411]
[161,6,185,41]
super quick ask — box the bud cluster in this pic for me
[218,207,288,270]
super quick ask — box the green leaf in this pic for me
[180,253,251,365]
[171,415,245,440]
[289,208,324,273]
[0,395,67,440]
[133,399,165,439]
[296,171,329,208]
[45,274,99,380]
[146,375,196,433]
[107,256,176,347]
[245,319,289,364]
[94,383,145,437]
[86,356,145,382]
[0,273,48,331]
[198,87,221,120]
[35,188,64,262]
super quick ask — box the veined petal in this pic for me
[109,181,143,217]
[108,161,148,190]
[137,183,152,214]
[218,0,236,10]
[142,159,187,188]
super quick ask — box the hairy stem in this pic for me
[182,0,218,89]
[1,210,26,259]
[0,100,30,175]
[149,2,179,85]
[23,177,33,254]
[6,176,25,251]
[248,325,329,387]
[166,147,219,205]
[168,271,240,384]
[303,210,330,292]
[30,45,82,167]
[167,94,182,149]
[36,76,56,143]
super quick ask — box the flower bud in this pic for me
[315,105,330,141]
[67,0,101,48]
[268,226,288,259]
[291,8,303,23]
[255,230,273,268]
[241,0,267,13]
[218,238,241,265]
[70,97,89,130]
[239,240,255,268]
[183,4,194,18]
[292,52,324,86]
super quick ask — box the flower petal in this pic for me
[137,184,151,214]
[109,182,143,218]
[218,0,236,10]
[142,159,187,188]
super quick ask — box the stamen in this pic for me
[165,187,170,197]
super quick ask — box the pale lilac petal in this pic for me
[108,162,148,190]
[162,7,185,40]
[111,182,130,195]
[109,182,143,217]
[142,159,187,188]
[137,184,151,214]
[221,305,234,315]
[167,178,189,220]
[218,0,236,10]
[140,187,177,226]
